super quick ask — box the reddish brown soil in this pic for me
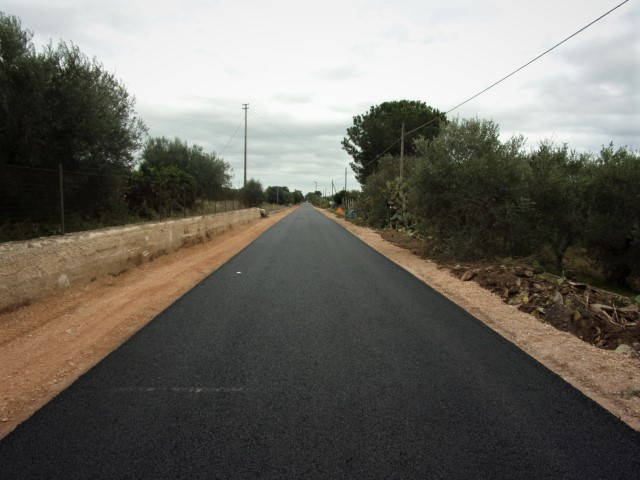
[0,207,295,439]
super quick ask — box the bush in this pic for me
[583,145,640,286]
[0,13,146,226]
[410,118,531,259]
[241,179,264,207]
[265,186,290,205]
[128,164,197,216]
[355,156,400,228]
[526,142,590,270]
[351,115,640,291]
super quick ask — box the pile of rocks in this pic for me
[451,264,640,353]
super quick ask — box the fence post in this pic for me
[58,163,65,235]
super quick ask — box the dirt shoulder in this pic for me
[0,207,296,439]
[319,208,640,431]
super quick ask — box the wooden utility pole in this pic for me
[242,103,249,187]
[344,167,347,220]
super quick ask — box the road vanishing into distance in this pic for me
[1,204,639,479]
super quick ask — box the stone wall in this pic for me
[0,208,261,312]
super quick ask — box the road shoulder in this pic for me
[0,207,297,439]
[318,207,640,431]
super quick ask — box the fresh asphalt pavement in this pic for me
[1,204,639,479]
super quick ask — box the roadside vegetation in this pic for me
[326,100,640,354]
[340,101,640,294]
[0,14,301,241]
[335,101,640,353]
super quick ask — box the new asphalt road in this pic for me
[1,204,639,479]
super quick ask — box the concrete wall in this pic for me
[0,208,261,312]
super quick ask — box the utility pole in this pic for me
[314,181,318,193]
[344,167,347,220]
[344,168,347,192]
[242,103,249,187]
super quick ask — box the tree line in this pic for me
[343,101,640,291]
[0,13,300,240]
[240,180,303,208]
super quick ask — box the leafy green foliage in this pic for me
[342,100,446,183]
[304,191,326,206]
[0,13,258,240]
[0,13,146,172]
[354,115,640,290]
[291,190,304,204]
[583,145,640,285]
[265,186,291,205]
[126,137,231,215]
[140,137,230,199]
[0,12,146,227]
[128,164,196,216]
[241,179,265,207]
[410,119,530,258]
[526,143,589,270]
[332,190,346,206]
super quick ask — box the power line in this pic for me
[248,108,302,145]
[360,0,630,170]
[219,118,244,157]
[248,107,339,191]
[441,0,630,119]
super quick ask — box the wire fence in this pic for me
[0,164,245,242]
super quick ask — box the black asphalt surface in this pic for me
[1,204,639,479]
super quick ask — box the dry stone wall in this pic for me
[0,208,260,312]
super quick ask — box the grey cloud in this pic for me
[556,28,639,94]
[272,92,313,104]
[328,100,372,115]
[250,120,346,139]
[4,1,140,37]
[139,103,351,191]
[316,64,361,80]
[140,105,243,152]
[481,12,640,152]
[3,1,142,58]
[2,2,81,37]
[380,24,410,43]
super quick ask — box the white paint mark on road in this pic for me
[109,387,246,394]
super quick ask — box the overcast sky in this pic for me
[5,0,638,192]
